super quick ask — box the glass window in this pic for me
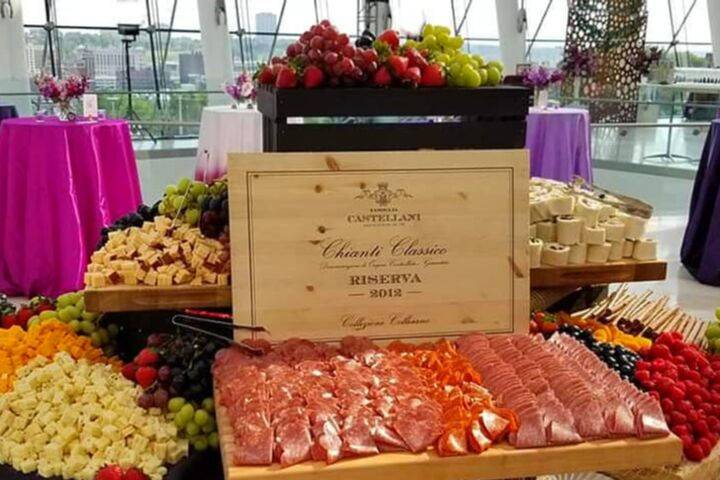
[55,0,147,27]
[21,0,49,25]
[154,0,200,30]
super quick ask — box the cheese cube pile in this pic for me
[84,216,230,288]
[0,353,188,480]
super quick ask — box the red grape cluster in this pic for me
[256,20,380,88]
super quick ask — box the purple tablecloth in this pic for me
[681,119,720,285]
[0,117,142,297]
[525,107,593,182]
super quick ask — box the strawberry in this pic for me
[372,66,392,86]
[122,468,149,480]
[404,47,429,70]
[420,63,446,87]
[135,366,158,389]
[275,66,298,89]
[387,55,409,77]
[35,304,54,313]
[255,65,275,85]
[404,66,421,85]
[303,65,325,88]
[16,307,34,327]
[96,465,123,480]
[121,362,138,381]
[135,348,159,367]
[361,48,379,64]
[1,314,17,329]
[377,29,400,50]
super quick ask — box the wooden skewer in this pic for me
[646,307,675,331]
[627,291,654,319]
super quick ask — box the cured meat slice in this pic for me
[234,423,274,466]
[371,416,407,451]
[467,420,492,453]
[437,426,468,456]
[479,410,510,441]
[341,414,379,456]
[393,401,443,453]
[275,419,313,467]
[310,419,343,464]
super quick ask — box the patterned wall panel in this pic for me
[564,0,648,122]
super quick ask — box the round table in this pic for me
[525,107,593,183]
[0,104,18,125]
[0,117,142,297]
[194,105,262,182]
[681,119,720,285]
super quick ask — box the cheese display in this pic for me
[84,216,230,288]
[529,178,658,266]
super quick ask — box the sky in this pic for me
[19,0,713,46]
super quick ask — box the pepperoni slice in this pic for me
[437,426,468,456]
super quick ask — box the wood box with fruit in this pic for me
[256,21,530,153]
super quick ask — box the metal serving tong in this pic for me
[171,309,268,355]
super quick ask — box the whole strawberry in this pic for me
[420,63,446,87]
[96,465,123,480]
[275,66,298,88]
[255,65,275,85]
[372,66,392,87]
[135,348,159,367]
[135,366,158,389]
[123,467,149,480]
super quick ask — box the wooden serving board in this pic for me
[83,285,232,312]
[531,260,667,288]
[215,389,682,480]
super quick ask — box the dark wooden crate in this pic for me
[256,85,531,152]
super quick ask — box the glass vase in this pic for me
[54,100,76,121]
[534,88,549,108]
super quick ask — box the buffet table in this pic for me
[194,105,262,182]
[0,117,142,297]
[681,119,720,285]
[526,107,593,182]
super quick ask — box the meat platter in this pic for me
[213,335,682,480]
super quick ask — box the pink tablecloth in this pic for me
[526,107,593,183]
[0,117,142,297]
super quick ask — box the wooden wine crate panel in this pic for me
[227,150,529,343]
[215,389,682,480]
[531,260,667,288]
[83,285,232,312]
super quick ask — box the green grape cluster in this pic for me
[167,396,219,451]
[27,290,120,354]
[411,24,504,88]
[158,177,208,227]
[705,308,720,352]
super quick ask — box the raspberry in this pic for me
[670,411,688,426]
[660,398,675,414]
[697,437,712,457]
[635,370,651,384]
[694,419,710,437]
[671,424,690,437]
[650,344,672,360]
[707,416,720,433]
[669,385,685,403]
[679,434,694,449]
[684,443,705,462]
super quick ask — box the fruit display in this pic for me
[0,320,119,392]
[1,295,53,330]
[84,215,230,288]
[157,177,207,227]
[97,203,159,250]
[96,465,149,480]
[213,336,512,467]
[529,178,658,267]
[198,177,229,241]
[0,352,187,480]
[254,20,503,89]
[635,332,720,462]
[122,332,222,451]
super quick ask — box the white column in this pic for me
[0,0,31,114]
[196,0,234,105]
[495,0,526,74]
[709,0,720,67]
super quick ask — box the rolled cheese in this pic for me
[546,194,575,216]
[575,197,602,227]
[530,196,552,224]
[587,242,612,264]
[568,243,588,265]
[541,243,570,266]
[632,238,658,261]
[536,221,556,243]
[598,204,616,223]
[584,225,607,246]
[556,215,583,245]
[608,241,623,261]
[600,218,626,242]
[529,238,543,268]
[622,239,635,258]
[617,212,648,240]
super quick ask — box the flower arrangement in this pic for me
[522,65,565,90]
[34,73,88,120]
[224,73,256,108]
[560,45,599,78]
[630,47,663,76]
